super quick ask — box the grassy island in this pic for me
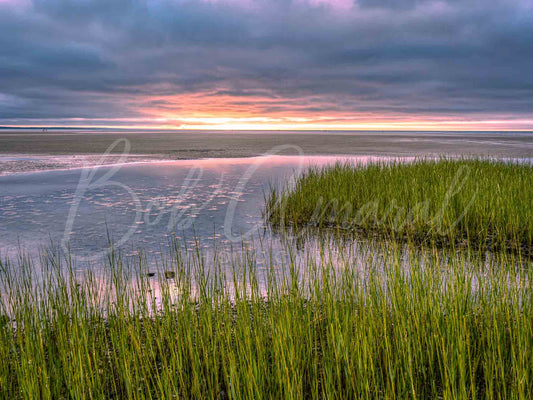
[267,159,533,253]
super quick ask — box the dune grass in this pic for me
[1,241,532,399]
[267,158,533,253]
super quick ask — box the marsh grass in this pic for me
[0,240,532,399]
[267,159,533,254]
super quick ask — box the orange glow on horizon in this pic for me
[6,92,533,131]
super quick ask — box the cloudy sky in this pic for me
[1,0,533,130]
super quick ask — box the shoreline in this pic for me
[0,153,407,177]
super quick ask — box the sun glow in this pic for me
[11,116,533,131]
[170,118,533,131]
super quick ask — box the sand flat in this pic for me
[1,131,532,174]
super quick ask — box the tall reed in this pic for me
[0,240,531,399]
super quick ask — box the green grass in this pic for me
[1,241,532,399]
[267,158,533,253]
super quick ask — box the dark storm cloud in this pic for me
[1,0,533,124]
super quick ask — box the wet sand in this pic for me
[1,130,532,174]
[0,154,165,175]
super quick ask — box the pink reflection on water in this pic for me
[132,154,409,175]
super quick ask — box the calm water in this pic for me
[0,154,397,265]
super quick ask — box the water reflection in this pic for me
[2,233,527,315]
[0,154,406,263]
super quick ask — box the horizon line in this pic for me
[2,126,533,133]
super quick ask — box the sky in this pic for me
[1,0,533,130]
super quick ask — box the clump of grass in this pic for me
[267,158,533,253]
[1,241,532,399]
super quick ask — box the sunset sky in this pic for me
[1,0,533,130]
